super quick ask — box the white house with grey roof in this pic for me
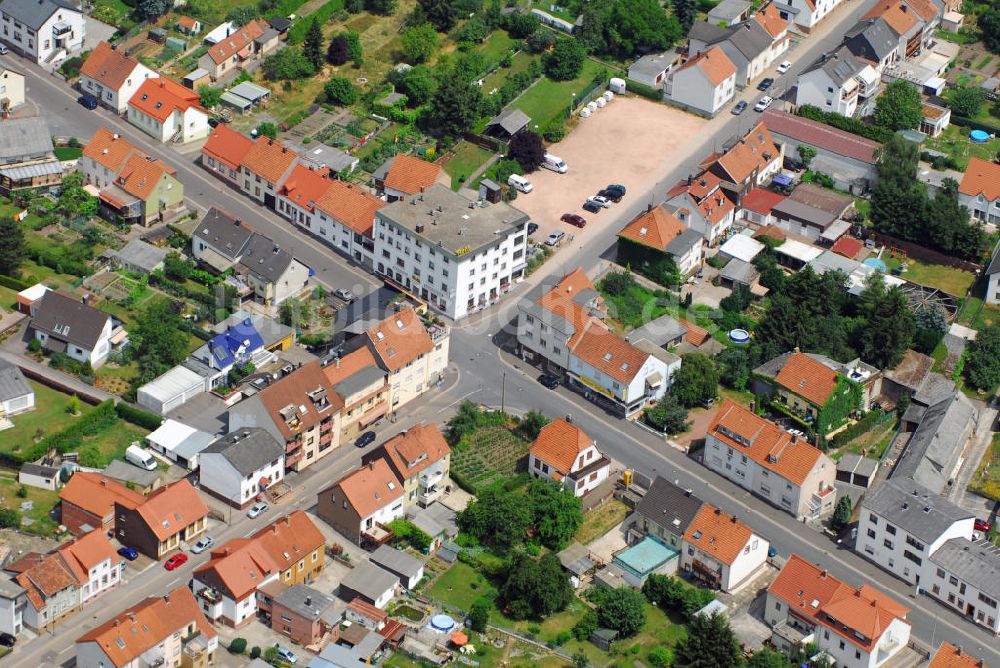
[198,428,285,508]
[857,479,974,585]
[338,560,399,609]
[892,391,977,494]
[370,544,425,589]
[795,47,869,117]
[627,50,680,88]
[0,360,33,418]
[30,291,118,367]
[373,184,530,320]
[926,538,1000,635]
[0,0,84,65]
[687,20,775,88]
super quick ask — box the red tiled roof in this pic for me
[677,47,736,86]
[327,459,404,519]
[571,323,650,384]
[863,1,920,36]
[755,3,788,39]
[741,188,786,214]
[205,20,265,66]
[279,164,335,213]
[129,78,205,123]
[830,236,863,259]
[380,423,451,482]
[241,136,299,185]
[929,643,988,668]
[255,361,343,442]
[959,157,1000,201]
[177,16,199,30]
[677,318,710,346]
[535,269,608,349]
[130,480,208,542]
[202,124,254,170]
[366,307,434,373]
[60,472,144,524]
[530,418,595,476]
[249,510,325,571]
[316,180,385,236]
[683,504,755,565]
[83,128,137,173]
[712,122,780,185]
[115,152,177,200]
[384,154,441,194]
[81,41,144,91]
[774,352,839,406]
[762,110,879,163]
[618,207,687,251]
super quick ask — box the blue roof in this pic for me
[208,318,264,368]
[612,536,678,578]
[773,174,793,187]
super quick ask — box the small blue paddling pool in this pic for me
[971,129,990,143]
[729,329,750,344]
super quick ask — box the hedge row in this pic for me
[115,403,163,431]
[797,104,894,144]
[626,79,664,101]
[0,274,30,291]
[4,400,118,466]
[950,115,1000,135]
[829,409,895,448]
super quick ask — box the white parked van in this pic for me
[542,154,567,173]
[507,173,533,193]
[126,444,157,471]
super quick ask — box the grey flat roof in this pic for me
[0,578,25,599]
[666,228,703,256]
[708,0,751,19]
[0,360,31,403]
[634,476,703,537]
[720,257,758,284]
[771,199,837,229]
[332,365,385,399]
[229,81,270,102]
[341,560,399,601]
[0,117,54,163]
[378,184,529,257]
[370,544,424,580]
[20,463,58,478]
[0,160,63,180]
[836,452,878,478]
[628,50,679,78]
[488,107,532,135]
[787,183,854,217]
[929,538,1000,598]
[631,314,688,347]
[114,239,167,272]
[275,584,335,620]
[184,68,210,80]
[862,478,972,543]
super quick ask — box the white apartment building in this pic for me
[0,0,84,65]
[373,184,530,320]
[680,504,769,592]
[198,428,285,509]
[926,539,1000,635]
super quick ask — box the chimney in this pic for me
[957,647,963,657]
[714,507,721,515]
[164,593,170,603]
[335,357,340,368]
[305,596,312,607]
[565,414,573,423]
[368,461,375,470]
[820,569,827,578]
[127,612,135,621]
[731,515,737,523]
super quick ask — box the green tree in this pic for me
[324,77,359,105]
[831,495,852,532]
[719,282,752,313]
[366,0,397,14]
[342,31,363,65]
[874,80,922,131]
[673,612,743,668]
[469,598,490,631]
[505,12,541,38]
[228,638,247,654]
[327,34,349,65]
[516,410,549,440]
[164,251,193,281]
[855,273,914,369]
[949,85,988,117]
[137,0,171,19]
[965,322,1000,391]
[597,587,647,637]
[262,47,316,80]
[671,353,718,408]
[0,508,19,529]
[718,346,753,391]
[797,144,817,169]
[455,15,490,43]
[926,178,986,261]
[68,394,81,416]
[303,18,325,70]
[198,85,222,108]
[673,0,696,32]
[501,553,573,619]
[132,298,190,386]
[544,39,586,81]
[391,64,437,105]
[578,0,682,58]
[748,647,794,668]
[457,483,533,549]
[980,7,1000,53]
[0,216,26,276]
[428,68,483,137]
[913,302,948,355]
[528,479,583,550]
[226,6,257,26]
[509,130,546,172]
[642,393,688,433]
[401,23,440,63]
[58,187,98,217]
[255,122,278,139]
[419,0,459,31]
[526,28,556,53]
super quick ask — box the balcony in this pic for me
[285,440,301,455]
[286,451,304,467]
[196,587,221,604]
[418,484,444,506]
[319,433,333,447]
[52,22,72,36]
[419,466,445,488]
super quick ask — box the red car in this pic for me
[975,518,992,533]
[164,553,188,570]
[561,213,587,228]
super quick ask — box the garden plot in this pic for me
[450,423,531,493]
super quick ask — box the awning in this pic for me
[645,372,663,388]
[358,404,389,426]
[109,329,129,345]
[0,160,63,180]
[772,173,793,187]
[820,219,852,242]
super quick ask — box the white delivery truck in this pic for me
[507,173,533,193]
[126,444,157,471]
[542,153,567,173]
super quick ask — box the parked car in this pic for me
[754,96,773,112]
[527,222,538,235]
[247,501,269,518]
[538,374,561,389]
[191,536,214,554]
[164,553,188,571]
[560,213,587,228]
[767,546,778,558]
[975,518,992,532]
[274,644,298,664]
[0,45,8,56]
[597,188,622,203]
[587,195,611,208]
[77,94,98,110]
[117,547,139,561]
[731,101,748,115]
[776,61,792,74]
[0,632,15,647]
[757,77,775,91]
[700,398,715,409]
[333,288,355,302]
[582,201,602,214]
[544,231,566,246]
[355,430,377,448]
[604,184,627,197]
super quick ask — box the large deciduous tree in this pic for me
[965,322,1000,391]
[509,130,546,172]
[419,0,460,31]
[874,80,922,131]
[501,553,573,619]
[597,587,647,637]
[427,69,483,137]
[544,39,586,81]
[673,612,743,668]
[642,393,688,433]
[401,23,440,64]
[671,353,718,408]
[578,0,682,58]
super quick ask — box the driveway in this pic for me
[84,17,117,52]
[514,96,708,244]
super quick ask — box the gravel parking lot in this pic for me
[513,96,708,242]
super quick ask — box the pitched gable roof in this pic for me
[83,128,137,174]
[532,269,608,348]
[677,47,736,86]
[570,323,650,384]
[383,154,441,194]
[80,42,144,91]
[59,472,145,522]
[863,0,921,36]
[58,529,121,577]
[205,20,265,65]
[530,418,595,476]
[316,179,386,236]
[202,124,254,171]
[255,361,343,442]
[684,504,754,565]
[379,423,451,481]
[634,476,704,536]
[959,157,1000,201]
[711,121,780,184]
[929,642,988,668]
[249,510,326,570]
[128,480,208,542]
[0,0,79,31]
[115,152,177,200]
[618,207,687,251]
[328,459,403,518]
[774,351,840,405]
[196,207,255,260]
[278,164,335,213]
[708,400,826,485]
[129,78,205,123]
[16,554,77,611]
[762,109,880,163]
[241,136,299,184]
[754,2,788,38]
[77,586,217,668]
[366,307,435,373]
[194,537,278,599]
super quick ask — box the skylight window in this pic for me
[693,530,702,539]
[388,482,396,490]
[376,331,385,340]
[603,352,612,361]
[395,319,405,329]
[116,639,126,649]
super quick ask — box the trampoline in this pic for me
[430,614,456,632]
[971,130,990,143]
[863,257,887,272]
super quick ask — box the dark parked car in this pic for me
[117,547,139,561]
[757,77,775,91]
[731,101,748,115]
[560,213,587,227]
[538,374,561,389]
[0,633,15,648]
[355,430,377,448]
[597,188,623,203]
[604,184,626,197]
[78,94,98,110]
[527,222,538,235]
[582,201,601,214]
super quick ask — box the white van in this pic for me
[542,154,567,174]
[126,444,157,471]
[507,173,533,193]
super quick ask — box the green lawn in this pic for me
[512,59,608,129]
[481,51,536,97]
[88,0,133,24]
[2,381,94,456]
[0,472,60,536]
[54,147,83,161]
[574,498,629,545]
[882,255,975,296]
[426,561,495,612]
[479,30,517,69]
[443,141,495,189]
[924,124,1000,170]
[970,432,1000,502]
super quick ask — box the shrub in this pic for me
[228,638,247,654]
[625,79,663,101]
[250,646,261,659]
[0,508,19,529]
[27,339,41,353]
[115,403,164,430]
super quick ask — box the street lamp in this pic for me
[568,92,576,119]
